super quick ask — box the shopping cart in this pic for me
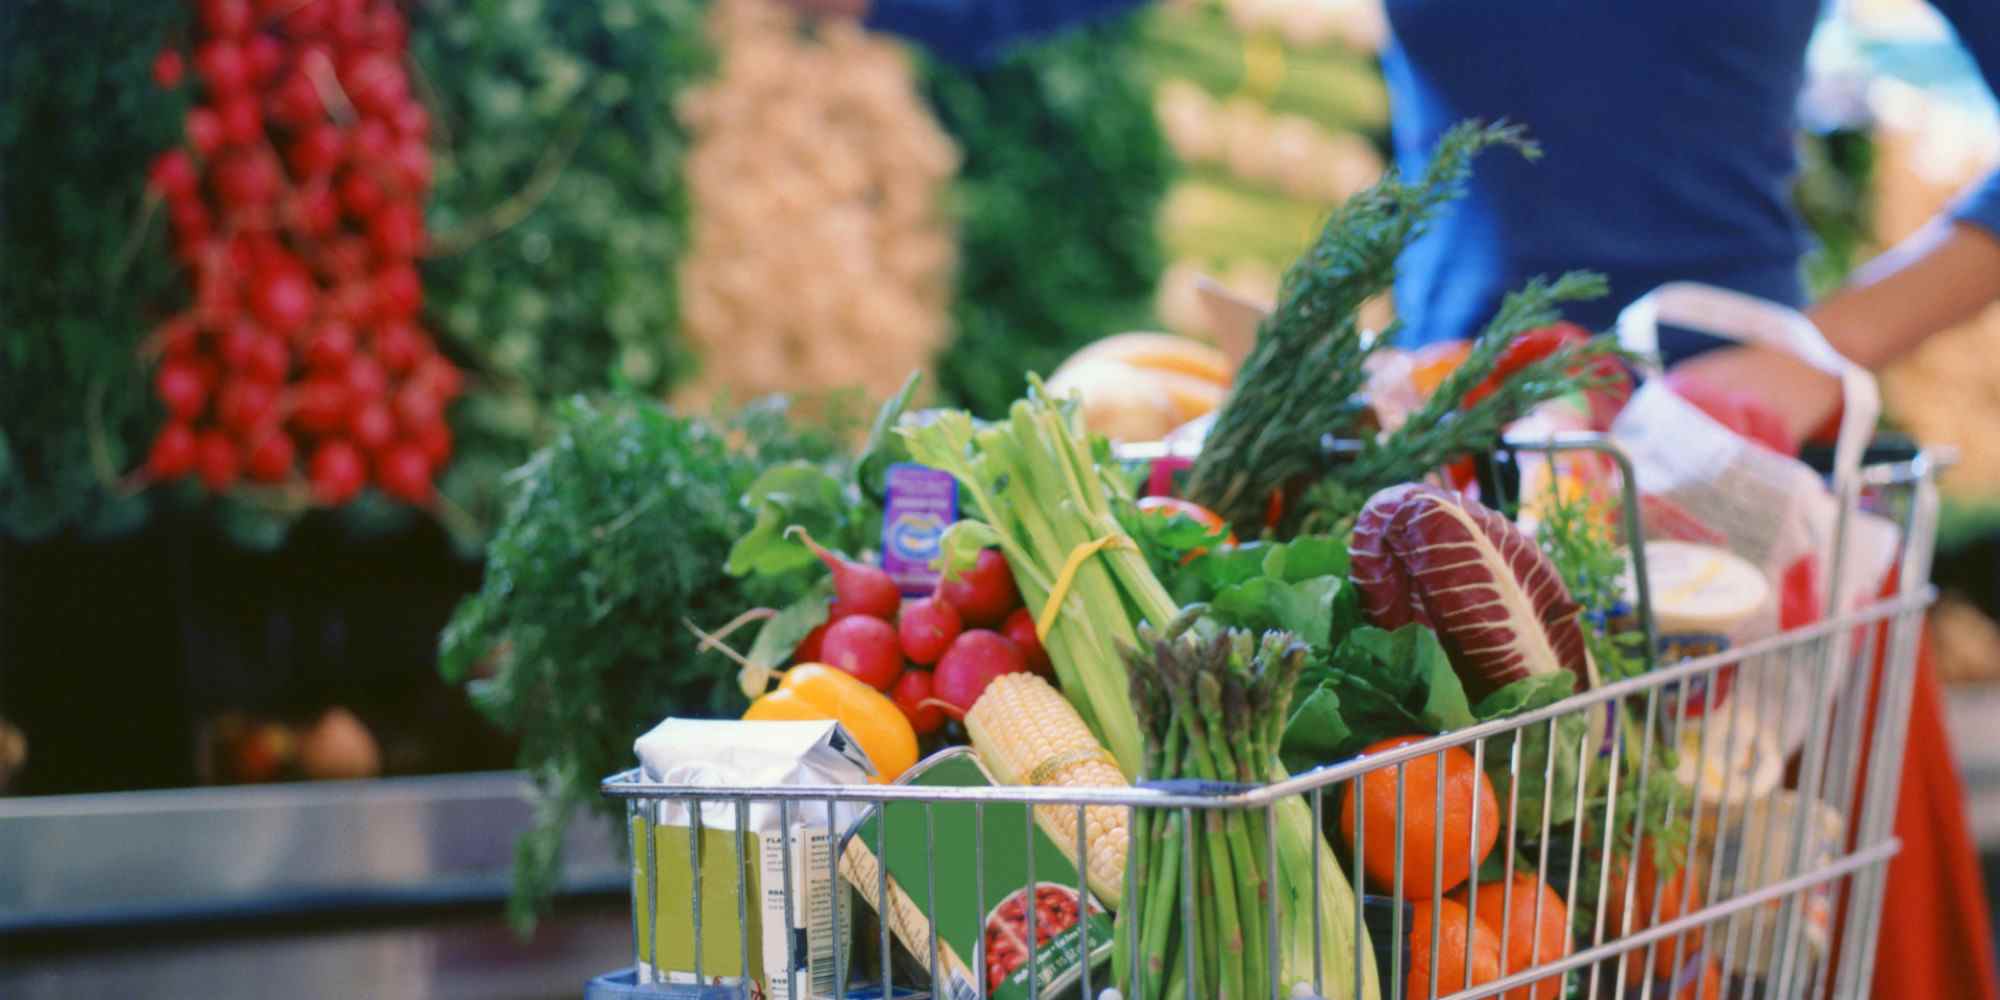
[598,436,1943,1000]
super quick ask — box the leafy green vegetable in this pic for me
[726,462,870,578]
[1530,480,1693,923]
[743,581,833,677]
[438,394,836,930]
[905,386,1177,775]
[1120,500,1234,599]
[1184,118,1624,538]
[1,1,187,540]
[1187,121,1535,531]
[854,372,923,505]
[1214,575,1345,647]
[1476,672,1595,832]
[410,0,712,540]
[921,16,1171,417]
[1310,278,1621,530]
[1536,484,1648,682]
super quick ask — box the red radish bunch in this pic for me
[787,541,1043,735]
[139,0,456,508]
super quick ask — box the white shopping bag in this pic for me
[1609,284,1901,755]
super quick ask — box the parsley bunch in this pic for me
[439,394,839,929]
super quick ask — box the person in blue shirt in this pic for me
[789,0,2000,446]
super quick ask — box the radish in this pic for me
[185,109,224,157]
[931,630,1027,719]
[148,150,198,200]
[792,622,829,665]
[217,93,262,147]
[414,420,452,466]
[376,443,433,504]
[310,441,367,505]
[242,33,283,84]
[937,548,1019,627]
[246,333,290,384]
[892,670,945,736]
[245,432,295,483]
[1001,608,1052,678]
[155,359,210,421]
[898,596,961,666]
[349,401,396,452]
[373,264,422,319]
[153,49,185,89]
[194,39,248,94]
[820,615,901,691]
[305,322,357,372]
[147,424,199,479]
[788,527,900,622]
[292,376,351,434]
[196,431,241,492]
[218,379,278,433]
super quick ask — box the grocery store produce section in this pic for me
[4,0,2000,997]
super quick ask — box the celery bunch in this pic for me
[904,386,1378,999]
[902,383,1174,776]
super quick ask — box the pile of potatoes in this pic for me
[675,0,959,408]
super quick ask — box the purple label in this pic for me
[882,463,957,596]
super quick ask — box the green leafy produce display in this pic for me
[922,15,1173,417]
[0,1,189,540]
[437,393,841,928]
[408,0,712,538]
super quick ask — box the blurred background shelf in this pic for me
[0,770,622,933]
[0,771,627,999]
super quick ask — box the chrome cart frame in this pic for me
[602,441,1943,1000]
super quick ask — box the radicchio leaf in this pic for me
[1349,483,1590,698]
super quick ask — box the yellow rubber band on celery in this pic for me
[1035,533,1137,643]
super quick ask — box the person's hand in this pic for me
[1666,344,1842,447]
[776,0,870,16]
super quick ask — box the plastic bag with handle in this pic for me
[1607,283,1901,755]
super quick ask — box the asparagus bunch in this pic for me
[1115,619,1310,1000]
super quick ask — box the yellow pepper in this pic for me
[743,664,918,783]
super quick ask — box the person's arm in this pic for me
[1674,220,2000,443]
[784,0,1150,67]
[1676,0,2000,443]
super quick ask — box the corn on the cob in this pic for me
[965,673,1129,904]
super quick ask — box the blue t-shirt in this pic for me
[868,0,2000,363]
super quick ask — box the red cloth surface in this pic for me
[1866,625,1999,1000]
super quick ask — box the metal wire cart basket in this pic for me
[600,436,1945,1000]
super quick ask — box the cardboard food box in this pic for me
[630,719,875,997]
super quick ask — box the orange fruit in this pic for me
[1410,340,1474,397]
[1408,898,1503,999]
[1340,735,1501,897]
[1676,959,1724,1000]
[1604,840,1705,984]
[1448,872,1571,1000]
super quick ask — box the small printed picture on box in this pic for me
[982,883,1102,992]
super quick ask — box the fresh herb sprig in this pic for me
[1188,120,1624,539]
[438,394,839,930]
[1534,483,1692,928]
[1328,275,1618,489]
[1187,120,1538,530]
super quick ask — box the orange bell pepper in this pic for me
[744,664,917,783]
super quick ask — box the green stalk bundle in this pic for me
[1115,621,1382,1000]
[902,383,1178,776]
